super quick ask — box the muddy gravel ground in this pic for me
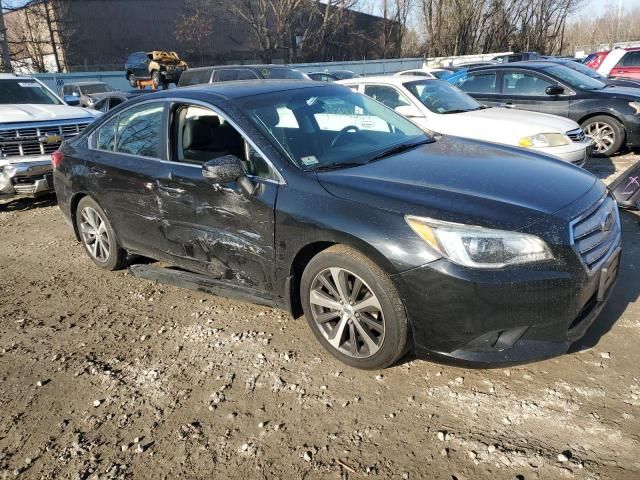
[1,155,640,480]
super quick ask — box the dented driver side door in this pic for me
[156,102,279,292]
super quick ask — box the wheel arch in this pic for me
[69,191,88,241]
[285,233,399,319]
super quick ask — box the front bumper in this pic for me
[535,137,593,167]
[0,157,54,199]
[393,242,620,367]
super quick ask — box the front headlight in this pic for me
[518,133,570,148]
[405,216,554,269]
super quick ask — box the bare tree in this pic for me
[223,0,306,63]
[175,0,217,66]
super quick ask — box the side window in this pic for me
[217,70,238,82]
[363,85,412,109]
[502,72,552,96]
[456,72,497,93]
[63,85,71,95]
[95,116,118,151]
[174,104,276,180]
[237,69,259,80]
[622,52,640,67]
[116,102,165,158]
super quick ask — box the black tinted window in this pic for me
[502,72,552,95]
[456,72,497,93]
[217,70,238,82]
[116,103,164,158]
[178,68,213,87]
[236,69,258,80]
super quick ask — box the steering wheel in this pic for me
[330,125,360,149]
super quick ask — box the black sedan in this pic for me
[53,81,620,369]
[533,58,640,89]
[451,61,640,156]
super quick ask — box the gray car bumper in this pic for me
[0,159,54,199]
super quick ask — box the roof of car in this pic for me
[338,75,437,85]
[175,79,330,99]
[65,81,108,86]
[469,61,561,71]
[0,73,33,80]
[187,64,301,72]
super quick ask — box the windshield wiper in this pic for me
[368,139,433,162]
[441,109,474,114]
[313,161,369,172]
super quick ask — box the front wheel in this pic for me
[128,73,137,88]
[76,197,126,270]
[300,245,410,369]
[581,115,625,157]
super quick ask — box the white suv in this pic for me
[0,74,101,199]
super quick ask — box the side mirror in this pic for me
[202,155,245,184]
[545,85,564,95]
[395,104,424,118]
[64,95,80,106]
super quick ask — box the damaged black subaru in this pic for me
[53,81,621,369]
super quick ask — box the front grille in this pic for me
[571,195,621,271]
[0,120,91,159]
[566,128,586,142]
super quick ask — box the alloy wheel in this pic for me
[585,121,615,154]
[79,207,111,262]
[309,267,385,358]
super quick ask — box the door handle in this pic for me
[499,102,514,108]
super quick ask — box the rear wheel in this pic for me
[128,73,137,88]
[301,245,410,369]
[76,197,126,270]
[581,115,625,157]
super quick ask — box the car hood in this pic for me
[606,77,640,89]
[0,104,100,124]
[587,85,640,100]
[317,136,598,231]
[430,107,579,144]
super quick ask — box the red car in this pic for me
[582,51,608,70]
[608,47,640,79]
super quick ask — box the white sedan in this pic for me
[339,76,593,166]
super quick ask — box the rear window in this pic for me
[259,68,307,80]
[178,68,213,87]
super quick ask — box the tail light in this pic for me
[51,151,64,169]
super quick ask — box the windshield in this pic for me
[0,79,62,105]
[262,68,308,80]
[561,61,606,79]
[80,83,113,94]
[543,65,605,90]
[236,85,428,171]
[404,80,481,114]
[431,70,455,80]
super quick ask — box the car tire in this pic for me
[300,245,410,370]
[581,115,625,157]
[76,197,126,271]
[128,74,137,88]
[151,70,162,89]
